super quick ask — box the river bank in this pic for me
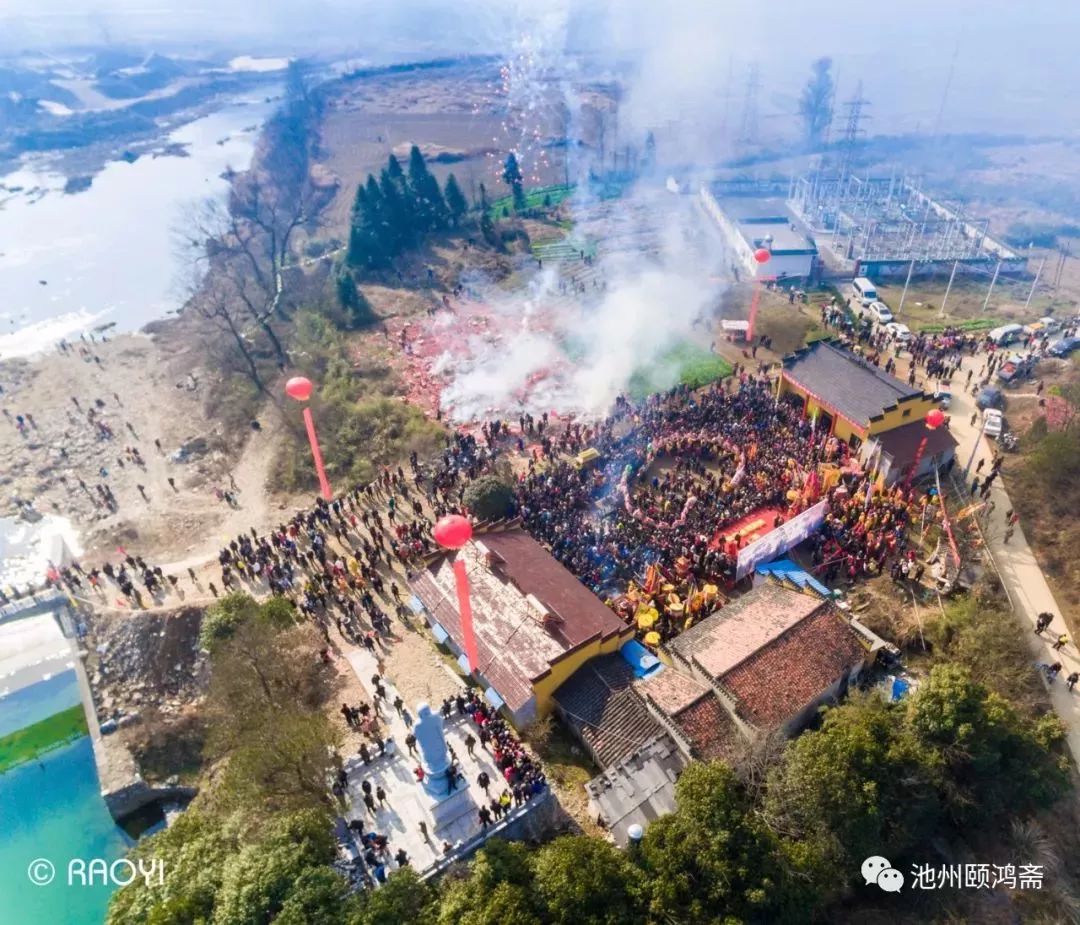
[0,325,300,572]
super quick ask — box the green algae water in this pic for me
[0,672,130,924]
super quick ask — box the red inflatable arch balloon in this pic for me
[925,409,946,430]
[434,514,473,549]
[753,247,772,264]
[285,376,313,402]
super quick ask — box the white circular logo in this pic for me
[27,858,56,886]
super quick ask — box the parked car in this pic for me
[852,276,878,306]
[867,301,894,324]
[1024,316,1061,337]
[982,408,1004,438]
[976,386,1004,410]
[988,323,1023,346]
[884,321,911,342]
[1048,336,1080,358]
[997,353,1037,386]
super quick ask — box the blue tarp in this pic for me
[755,558,833,598]
[620,639,663,678]
[484,686,505,709]
[890,676,911,702]
[430,622,449,645]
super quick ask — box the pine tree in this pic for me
[346,175,389,269]
[387,153,404,181]
[502,152,526,212]
[444,173,468,226]
[478,183,498,248]
[407,145,447,231]
[336,267,377,328]
[379,168,411,253]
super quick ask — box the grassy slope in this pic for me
[0,705,88,773]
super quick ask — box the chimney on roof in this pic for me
[525,593,563,630]
[473,540,499,570]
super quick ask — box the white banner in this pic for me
[735,499,828,580]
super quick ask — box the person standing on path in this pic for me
[1052,633,1068,651]
[1035,612,1054,635]
[1067,672,1079,692]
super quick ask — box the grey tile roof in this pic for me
[552,654,664,769]
[782,339,923,427]
[585,734,686,846]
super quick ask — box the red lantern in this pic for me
[754,247,771,264]
[434,514,473,549]
[925,409,946,430]
[285,376,313,402]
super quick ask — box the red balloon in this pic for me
[925,409,946,429]
[285,376,313,402]
[434,514,473,549]
[754,248,771,264]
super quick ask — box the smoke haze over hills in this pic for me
[2,0,1077,137]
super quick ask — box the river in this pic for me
[0,90,279,360]
[0,89,280,925]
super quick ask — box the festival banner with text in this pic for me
[735,499,828,580]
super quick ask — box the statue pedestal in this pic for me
[411,702,476,835]
[425,781,476,833]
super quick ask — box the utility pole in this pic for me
[898,258,916,315]
[1053,244,1070,291]
[1024,256,1047,310]
[938,259,959,317]
[981,260,1001,312]
[932,41,960,137]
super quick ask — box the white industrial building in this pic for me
[699,184,818,280]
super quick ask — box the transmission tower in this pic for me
[837,81,870,184]
[737,63,760,147]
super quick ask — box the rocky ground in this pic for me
[85,605,205,727]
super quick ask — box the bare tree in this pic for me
[191,275,268,393]
[191,173,309,370]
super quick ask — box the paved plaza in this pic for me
[338,646,539,875]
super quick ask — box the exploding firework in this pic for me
[469,9,574,188]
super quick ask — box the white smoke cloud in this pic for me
[438,186,723,421]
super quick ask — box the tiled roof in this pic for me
[671,695,739,762]
[552,655,663,768]
[478,530,628,648]
[723,607,868,728]
[410,530,629,714]
[635,667,710,715]
[782,339,923,427]
[669,582,826,680]
[586,735,685,847]
[875,418,958,467]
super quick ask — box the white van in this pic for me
[852,277,878,306]
[988,323,1023,346]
